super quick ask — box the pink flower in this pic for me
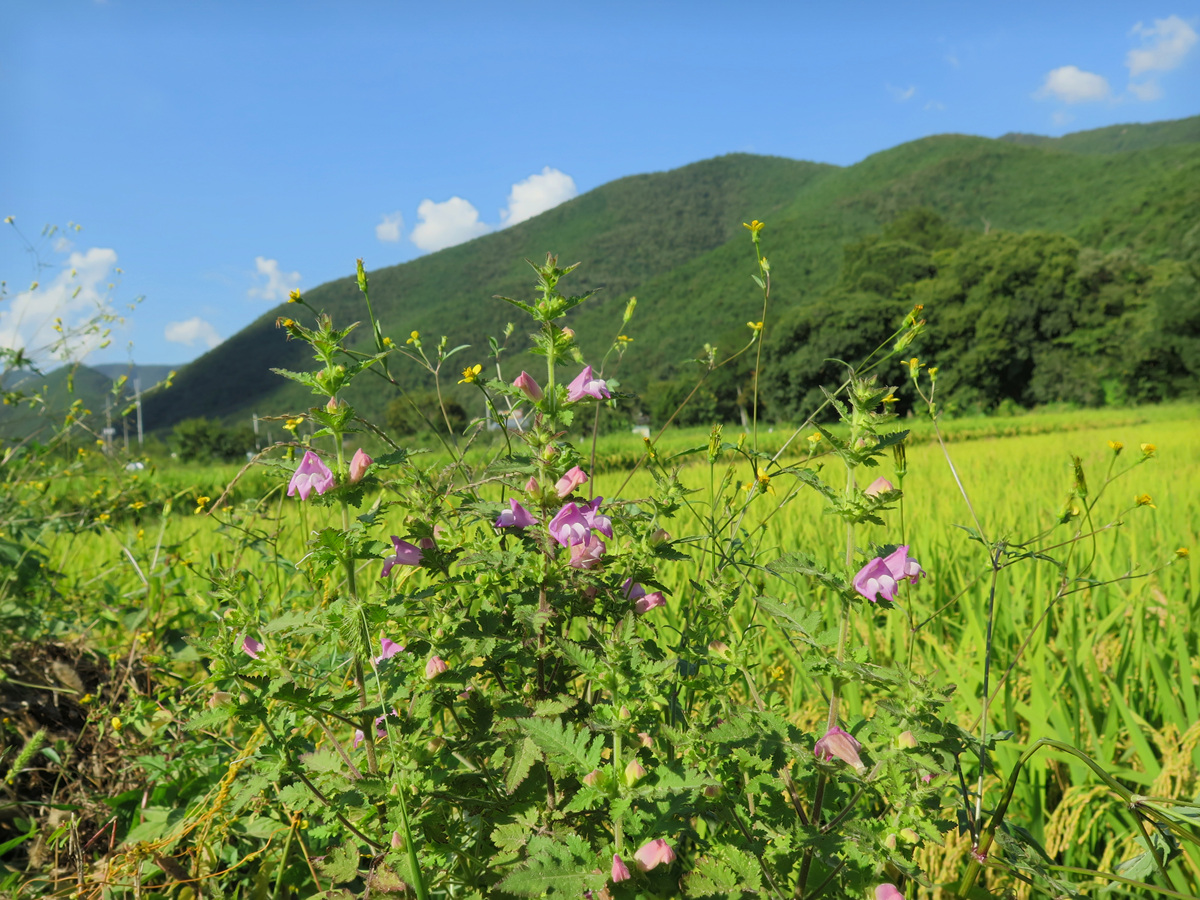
[374,637,404,664]
[495,498,538,528]
[882,545,924,585]
[242,636,263,658]
[623,578,666,614]
[287,450,335,500]
[383,537,423,576]
[349,448,373,483]
[581,496,613,538]
[814,725,866,772]
[854,557,898,602]
[633,838,676,871]
[524,475,539,494]
[611,853,632,883]
[569,535,606,570]
[554,465,589,498]
[513,371,543,401]
[567,365,611,402]
[425,655,448,679]
[864,476,895,498]
[549,503,591,546]
[876,885,905,900]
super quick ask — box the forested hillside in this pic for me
[110,114,1200,431]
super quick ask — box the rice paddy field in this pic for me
[3,401,1198,898]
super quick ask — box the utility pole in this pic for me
[135,378,144,449]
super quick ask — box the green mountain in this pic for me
[141,115,1200,432]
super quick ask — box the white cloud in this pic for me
[165,316,222,350]
[1036,65,1111,103]
[500,167,579,226]
[887,84,917,102]
[1129,80,1164,101]
[0,247,119,364]
[375,212,404,243]
[924,100,946,111]
[1127,15,1197,75]
[409,197,490,252]
[247,256,300,302]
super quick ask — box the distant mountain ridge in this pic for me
[41,114,1200,433]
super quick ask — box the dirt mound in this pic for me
[0,641,140,884]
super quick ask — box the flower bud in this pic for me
[425,655,448,679]
[391,831,403,849]
[624,759,647,786]
[513,371,543,401]
[611,853,632,883]
[702,783,722,800]
[708,640,731,659]
[349,448,372,483]
[900,828,919,844]
[897,730,918,749]
[618,705,631,721]
[583,768,603,787]
[884,833,898,850]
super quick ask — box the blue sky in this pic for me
[1,1,1197,368]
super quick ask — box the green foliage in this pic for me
[384,389,468,437]
[171,416,256,462]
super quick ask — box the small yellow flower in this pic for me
[288,288,302,303]
[406,330,420,345]
[747,321,764,332]
[3,216,12,224]
[1140,443,1156,457]
[382,336,394,348]
[111,717,123,732]
[31,282,39,292]
[928,366,938,379]
[743,467,775,495]
[882,392,898,404]
[1108,440,1123,454]
[279,317,294,328]
[97,512,110,523]
[1135,493,1156,508]
[194,496,211,514]
[806,432,822,444]
[616,334,633,344]
[80,693,94,705]
[283,416,303,433]
[458,364,483,384]
[136,528,145,541]
[742,220,765,235]
[129,500,145,511]
[1176,547,1190,559]
[908,357,921,374]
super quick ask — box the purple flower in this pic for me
[569,535,605,570]
[554,465,589,499]
[425,655,449,679]
[287,450,335,500]
[353,712,391,748]
[611,854,631,883]
[349,448,372,484]
[876,885,905,900]
[567,365,611,402]
[814,725,866,772]
[495,498,538,529]
[549,503,592,546]
[374,637,404,664]
[623,578,666,614]
[513,371,543,401]
[633,838,676,871]
[383,537,423,576]
[882,545,924,585]
[242,636,263,658]
[853,557,899,602]
[581,497,613,538]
